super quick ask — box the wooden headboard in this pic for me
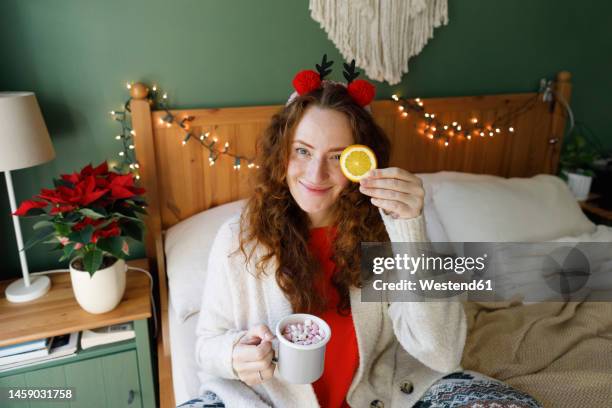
[129,71,571,406]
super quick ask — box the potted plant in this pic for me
[12,161,147,314]
[559,133,600,201]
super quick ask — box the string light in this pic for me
[389,92,535,147]
[115,82,259,171]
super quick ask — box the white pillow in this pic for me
[165,199,247,321]
[417,172,500,253]
[432,174,596,243]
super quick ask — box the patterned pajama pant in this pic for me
[177,370,543,408]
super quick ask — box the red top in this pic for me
[308,226,359,408]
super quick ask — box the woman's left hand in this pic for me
[358,167,424,220]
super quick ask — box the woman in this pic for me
[179,58,543,408]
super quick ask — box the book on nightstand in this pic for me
[0,333,78,371]
[0,337,50,358]
[80,322,135,349]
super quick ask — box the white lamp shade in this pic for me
[0,92,55,172]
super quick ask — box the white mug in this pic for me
[273,313,332,384]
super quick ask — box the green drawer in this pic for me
[0,350,142,407]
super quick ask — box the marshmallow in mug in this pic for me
[282,318,326,345]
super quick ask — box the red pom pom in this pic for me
[347,79,376,107]
[292,70,322,95]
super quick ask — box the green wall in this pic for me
[1,0,611,279]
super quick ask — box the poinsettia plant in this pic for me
[12,161,147,275]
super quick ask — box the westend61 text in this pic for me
[372,279,494,291]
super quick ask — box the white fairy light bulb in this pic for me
[119,151,124,156]
[152,85,157,91]
[444,140,449,147]
[401,112,408,117]
[495,128,501,133]
[471,118,478,124]
[424,113,430,118]
[452,121,458,126]
[457,125,462,131]
[509,127,515,132]
[115,135,121,140]
[110,110,116,116]
[467,134,472,140]
[398,105,404,111]
[130,130,136,136]
[480,131,485,137]
[391,94,399,101]
[126,82,132,89]
[129,144,135,149]
[163,92,168,99]
[430,114,435,118]
[134,163,140,169]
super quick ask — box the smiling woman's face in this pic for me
[287,105,354,228]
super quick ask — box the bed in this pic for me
[128,71,612,407]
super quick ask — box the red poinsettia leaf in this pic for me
[109,174,134,188]
[50,204,77,215]
[61,172,80,184]
[92,161,109,176]
[111,186,136,199]
[347,79,376,107]
[128,187,146,196]
[81,188,109,206]
[80,163,94,177]
[292,70,322,95]
[37,188,66,204]
[13,200,48,216]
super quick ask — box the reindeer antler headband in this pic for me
[286,54,376,110]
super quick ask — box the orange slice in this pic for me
[340,144,377,182]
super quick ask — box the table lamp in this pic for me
[0,92,56,302]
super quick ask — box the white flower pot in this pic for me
[567,172,593,201]
[69,257,127,314]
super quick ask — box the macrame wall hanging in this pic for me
[309,0,448,85]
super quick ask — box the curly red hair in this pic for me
[237,83,391,314]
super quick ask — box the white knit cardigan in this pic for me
[195,209,467,407]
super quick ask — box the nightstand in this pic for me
[0,258,156,408]
[579,193,612,226]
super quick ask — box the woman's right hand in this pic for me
[232,324,276,386]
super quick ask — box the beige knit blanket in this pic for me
[461,297,612,407]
